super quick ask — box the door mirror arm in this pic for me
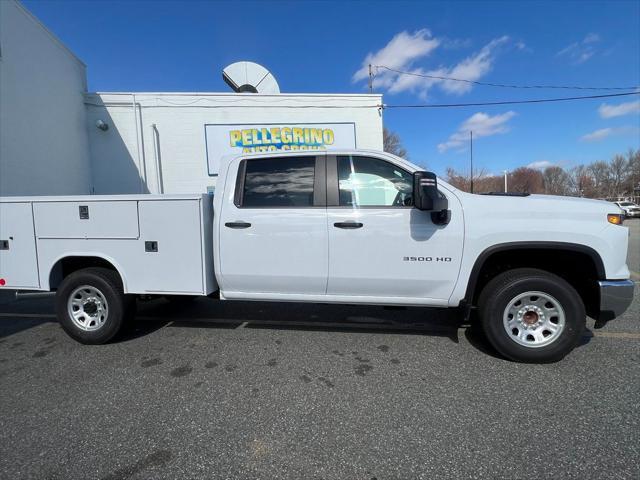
[431,209,451,226]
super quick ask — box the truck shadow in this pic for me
[0,296,594,358]
[126,297,466,345]
[129,297,594,358]
[0,316,56,339]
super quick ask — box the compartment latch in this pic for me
[145,241,158,252]
[79,205,89,220]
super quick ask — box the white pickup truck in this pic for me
[0,150,634,362]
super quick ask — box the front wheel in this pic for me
[478,268,585,363]
[55,267,135,344]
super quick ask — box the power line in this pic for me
[374,65,640,91]
[84,91,640,110]
[383,91,640,108]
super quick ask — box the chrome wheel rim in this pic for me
[503,291,565,348]
[67,285,109,331]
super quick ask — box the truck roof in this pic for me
[219,148,424,175]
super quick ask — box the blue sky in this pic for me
[23,0,640,175]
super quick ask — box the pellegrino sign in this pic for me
[205,122,356,175]
[230,126,335,151]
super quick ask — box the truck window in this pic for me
[241,156,315,207]
[337,156,413,207]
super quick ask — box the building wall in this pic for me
[86,92,383,194]
[0,0,92,196]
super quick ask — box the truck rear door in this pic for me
[218,154,328,297]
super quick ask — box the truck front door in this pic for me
[218,154,328,298]
[325,154,464,305]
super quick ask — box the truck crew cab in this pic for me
[0,150,634,363]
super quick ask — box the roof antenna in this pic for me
[470,131,474,194]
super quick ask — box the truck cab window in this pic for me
[242,156,315,207]
[337,156,413,207]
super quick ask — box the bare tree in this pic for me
[608,155,628,197]
[476,174,504,193]
[509,167,544,194]
[569,165,595,197]
[543,166,571,196]
[445,149,639,199]
[628,149,640,195]
[445,167,467,191]
[445,167,501,193]
[589,160,612,198]
[383,127,408,159]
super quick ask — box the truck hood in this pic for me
[527,194,610,206]
[454,191,618,221]
[526,194,615,211]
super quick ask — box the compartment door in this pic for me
[34,201,139,239]
[0,203,40,288]
[137,200,205,294]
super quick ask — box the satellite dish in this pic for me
[222,61,280,94]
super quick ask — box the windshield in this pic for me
[619,202,634,206]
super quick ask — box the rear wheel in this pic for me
[478,268,585,363]
[56,267,134,344]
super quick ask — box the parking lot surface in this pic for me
[1,220,638,480]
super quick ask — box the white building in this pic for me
[85,92,382,194]
[0,1,383,197]
[0,0,92,196]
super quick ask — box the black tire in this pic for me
[55,267,134,345]
[477,268,585,363]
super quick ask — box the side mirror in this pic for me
[414,171,444,211]
[413,171,450,225]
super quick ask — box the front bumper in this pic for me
[596,279,635,322]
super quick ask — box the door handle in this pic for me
[225,221,252,229]
[333,221,363,229]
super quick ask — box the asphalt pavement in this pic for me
[0,220,638,480]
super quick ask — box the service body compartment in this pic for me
[1,194,216,295]
[0,202,40,288]
[136,199,211,294]
[34,201,139,239]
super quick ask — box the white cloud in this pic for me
[581,128,612,142]
[598,100,640,118]
[556,33,601,65]
[438,111,516,152]
[442,37,473,50]
[354,31,510,98]
[583,33,600,44]
[515,41,528,51]
[527,160,554,170]
[352,29,440,85]
[389,36,509,97]
[439,36,510,94]
[580,125,640,142]
[580,126,639,142]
